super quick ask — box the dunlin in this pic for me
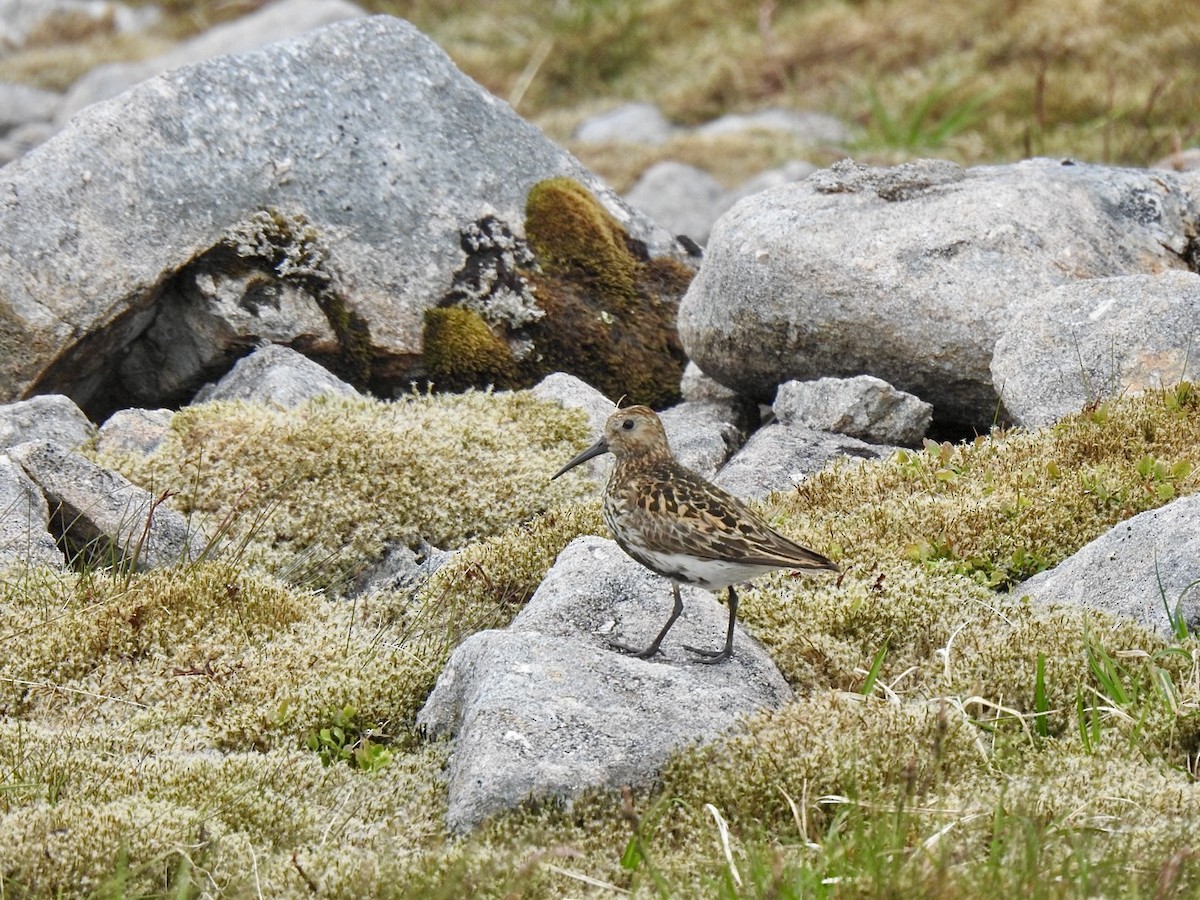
[553,405,837,663]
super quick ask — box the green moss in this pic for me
[422,306,517,392]
[524,176,641,299]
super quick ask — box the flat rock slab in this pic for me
[1017,494,1200,638]
[419,535,793,832]
[8,441,197,570]
[775,375,931,447]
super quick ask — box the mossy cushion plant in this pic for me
[4,385,1200,896]
[91,388,595,594]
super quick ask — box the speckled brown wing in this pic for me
[614,460,836,570]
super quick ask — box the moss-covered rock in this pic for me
[422,306,518,392]
[426,178,691,407]
[524,176,642,299]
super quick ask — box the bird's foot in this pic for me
[683,644,732,664]
[608,639,663,659]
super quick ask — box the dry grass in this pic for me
[6,0,1197,181]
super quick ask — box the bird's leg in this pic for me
[609,582,684,659]
[684,585,738,663]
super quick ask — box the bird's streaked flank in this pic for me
[552,405,838,663]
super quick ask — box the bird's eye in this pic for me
[622,419,635,430]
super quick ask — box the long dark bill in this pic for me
[551,437,610,480]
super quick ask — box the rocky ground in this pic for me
[2,3,1200,897]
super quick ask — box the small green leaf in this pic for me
[620,836,643,871]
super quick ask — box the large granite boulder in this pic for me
[679,158,1200,430]
[0,15,680,418]
[1017,494,1200,638]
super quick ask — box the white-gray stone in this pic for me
[193,344,357,408]
[0,0,157,53]
[0,82,61,131]
[625,160,724,244]
[657,401,743,479]
[992,271,1200,427]
[347,540,452,599]
[714,422,890,500]
[714,160,817,220]
[55,0,365,125]
[0,120,55,164]
[774,376,932,447]
[418,535,793,832]
[1016,494,1200,638]
[679,158,1200,429]
[695,108,852,145]
[1152,148,1200,173]
[95,408,173,457]
[0,453,63,569]
[8,441,198,569]
[572,102,675,145]
[531,373,616,483]
[1,16,680,414]
[680,361,737,404]
[0,395,93,451]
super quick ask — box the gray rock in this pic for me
[657,401,744,479]
[1016,494,1200,638]
[1,16,681,417]
[572,102,675,145]
[0,453,63,569]
[119,256,341,408]
[714,422,890,500]
[8,441,198,570]
[774,376,932,447]
[0,120,55,163]
[992,271,1200,427]
[0,395,93,451]
[418,535,792,832]
[695,109,851,145]
[680,361,737,404]
[56,0,365,125]
[0,82,61,131]
[348,540,452,598]
[95,408,173,457]
[0,0,157,52]
[679,158,1200,429]
[714,160,817,220]
[625,161,724,244]
[530,372,613,436]
[1152,148,1200,173]
[531,373,615,483]
[193,344,357,408]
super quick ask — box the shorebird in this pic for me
[552,405,837,662]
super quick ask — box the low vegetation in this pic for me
[2,386,1199,895]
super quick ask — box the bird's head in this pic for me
[551,405,670,479]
